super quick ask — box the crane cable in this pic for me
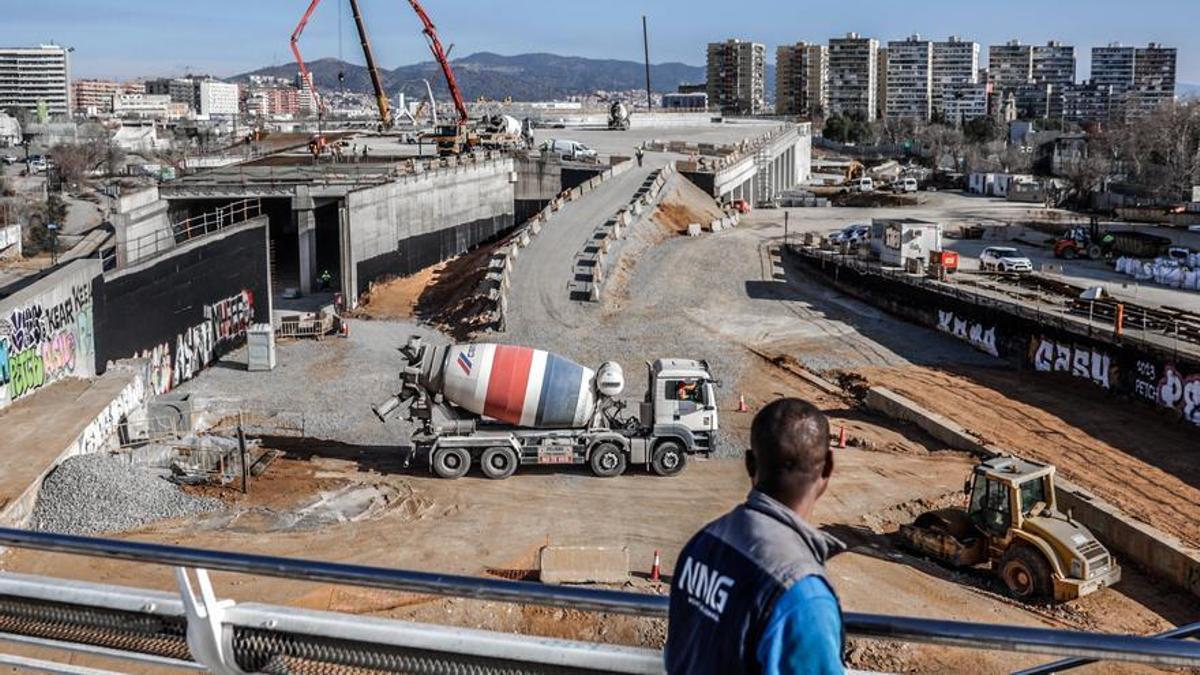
[337,0,345,92]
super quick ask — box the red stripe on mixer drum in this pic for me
[484,345,534,425]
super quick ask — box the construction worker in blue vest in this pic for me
[666,398,846,675]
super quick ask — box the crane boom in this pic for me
[347,0,392,128]
[405,0,469,126]
[290,0,327,117]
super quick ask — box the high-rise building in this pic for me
[1133,43,1177,114]
[941,82,989,123]
[876,48,888,120]
[885,35,933,120]
[1063,81,1114,123]
[197,80,239,117]
[775,42,827,117]
[1032,41,1076,88]
[988,40,1033,91]
[72,79,120,114]
[1091,43,1136,94]
[932,36,979,117]
[827,33,878,120]
[0,45,71,116]
[706,39,766,115]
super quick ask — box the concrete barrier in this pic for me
[865,385,1200,600]
[709,220,722,233]
[539,546,629,585]
[688,223,702,237]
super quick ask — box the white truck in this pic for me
[373,337,719,480]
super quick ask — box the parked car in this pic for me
[0,154,18,165]
[980,246,1034,274]
[848,177,874,193]
[893,177,919,193]
[830,224,871,246]
[544,139,597,162]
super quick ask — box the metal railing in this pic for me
[0,528,1198,674]
[121,198,263,267]
[794,245,1200,360]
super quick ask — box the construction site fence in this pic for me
[795,246,1200,360]
[120,198,263,267]
[0,528,1197,675]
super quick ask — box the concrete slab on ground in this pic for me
[539,545,630,585]
[0,371,137,526]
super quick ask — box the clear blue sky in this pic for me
[4,0,1197,83]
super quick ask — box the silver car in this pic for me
[980,246,1034,274]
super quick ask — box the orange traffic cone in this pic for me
[651,550,661,582]
[838,424,847,449]
[340,321,350,338]
[737,395,748,413]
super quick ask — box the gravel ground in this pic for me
[176,319,440,448]
[33,454,223,535]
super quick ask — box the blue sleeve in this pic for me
[756,575,844,675]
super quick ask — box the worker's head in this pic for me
[745,398,833,514]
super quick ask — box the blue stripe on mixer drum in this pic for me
[535,354,584,427]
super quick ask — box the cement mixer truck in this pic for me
[373,337,719,480]
[608,101,631,131]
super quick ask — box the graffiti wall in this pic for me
[0,261,101,410]
[793,250,1200,429]
[93,219,270,394]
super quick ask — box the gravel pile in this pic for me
[33,454,223,535]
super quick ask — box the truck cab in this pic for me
[644,359,719,458]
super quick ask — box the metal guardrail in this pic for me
[1,528,1200,672]
[121,198,263,266]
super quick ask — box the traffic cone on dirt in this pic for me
[339,321,350,338]
[837,424,847,449]
[651,550,662,582]
[737,394,749,413]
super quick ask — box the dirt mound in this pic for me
[355,240,501,339]
[650,178,726,235]
[834,192,919,208]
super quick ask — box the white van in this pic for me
[895,177,918,193]
[545,139,598,162]
[849,177,874,193]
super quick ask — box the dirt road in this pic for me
[860,364,1200,550]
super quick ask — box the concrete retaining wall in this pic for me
[0,259,101,411]
[865,385,1200,600]
[347,157,516,297]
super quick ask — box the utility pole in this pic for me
[642,16,653,112]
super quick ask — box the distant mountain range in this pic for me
[233,52,718,102]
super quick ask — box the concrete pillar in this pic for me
[293,186,317,295]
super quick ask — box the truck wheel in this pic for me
[480,447,518,480]
[652,441,687,477]
[1062,247,1078,260]
[1086,244,1103,260]
[589,442,627,478]
[1000,545,1053,601]
[431,447,471,480]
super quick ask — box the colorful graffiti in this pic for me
[79,372,147,454]
[1158,364,1200,427]
[131,289,255,396]
[937,310,999,357]
[1030,336,1114,390]
[0,282,94,408]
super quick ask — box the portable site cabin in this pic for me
[871,218,943,270]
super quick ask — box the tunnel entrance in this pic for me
[163,196,345,311]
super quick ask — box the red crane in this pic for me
[290,0,327,118]
[405,0,469,127]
